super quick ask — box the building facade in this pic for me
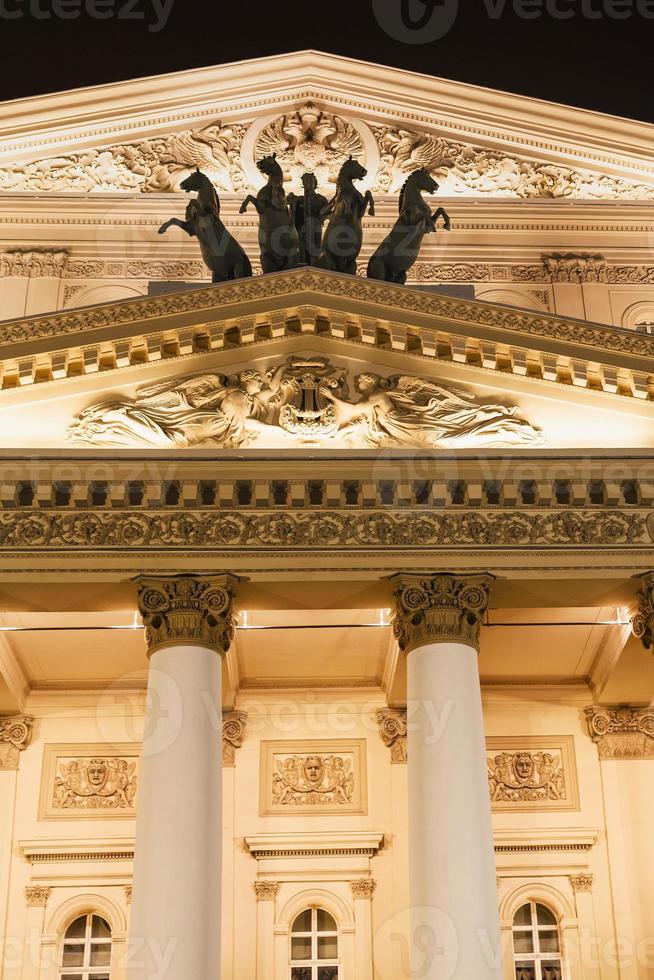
[1,51,654,980]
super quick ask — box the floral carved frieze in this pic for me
[39,744,140,818]
[0,716,33,770]
[488,737,579,811]
[0,249,68,278]
[66,358,542,451]
[376,709,407,763]
[585,706,654,760]
[543,254,608,284]
[222,711,247,766]
[261,740,367,816]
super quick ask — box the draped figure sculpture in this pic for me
[322,373,543,448]
[67,360,543,450]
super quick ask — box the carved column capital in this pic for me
[376,709,407,763]
[254,881,279,901]
[222,711,248,766]
[0,716,33,770]
[632,572,654,650]
[124,885,133,905]
[25,886,51,907]
[135,574,240,656]
[569,874,593,893]
[389,573,494,655]
[585,705,654,759]
[351,879,376,900]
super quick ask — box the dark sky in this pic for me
[1,0,653,124]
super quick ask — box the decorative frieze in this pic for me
[632,572,654,650]
[0,716,33,770]
[543,254,608,283]
[135,574,239,656]
[585,706,654,759]
[254,880,280,901]
[390,573,494,655]
[376,709,407,764]
[486,737,579,811]
[350,879,376,899]
[260,740,367,816]
[39,744,139,819]
[0,249,68,278]
[25,886,51,907]
[570,874,593,893]
[222,711,248,766]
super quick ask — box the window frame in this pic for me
[59,912,112,980]
[289,906,340,980]
[512,901,563,980]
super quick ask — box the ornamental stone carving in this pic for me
[223,711,248,766]
[0,716,33,769]
[135,574,239,656]
[25,886,51,907]
[0,122,246,193]
[390,573,494,655]
[371,125,654,199]
[376,709,407,763]
[632,572,654,650]
[543,254,608,283]
[253,103,365,192]
[53,756,138,810]
[67,359,542,450]
[488,750,565,803]
[272,754,354,807]
[351,879,376,899]
[254,881,280,901]
[0,249,68,278]
[125,886,133,904]
[569,874,593,893]
[585,706,654,759]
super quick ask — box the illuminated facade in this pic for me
[1,51,654,980]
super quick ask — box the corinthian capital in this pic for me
[135,574,240,656]
[632,572,654,650]
[390,573,494,655]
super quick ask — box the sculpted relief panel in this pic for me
[2,101,653,200]
[39,744,139,819]
[66,357,543,450]
[261,740,367,816]
[486,737,579,811]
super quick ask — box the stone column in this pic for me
[351,880,375,980]
[127,574,239,980]
[390,573,501,980]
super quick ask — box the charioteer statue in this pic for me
[288,173,329,266]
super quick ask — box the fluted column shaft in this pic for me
[391,573,501,980]
[127,574,238,980]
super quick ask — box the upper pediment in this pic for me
[1,269,653,451]
[1,51,654,201]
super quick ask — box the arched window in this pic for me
[513,902,562,979]
[60,913,112,979]
[290,907,339,979]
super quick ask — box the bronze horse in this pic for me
[318,157,375,275]
[158,169,252,282]
[240,154,299,273]
[367,169,451,285]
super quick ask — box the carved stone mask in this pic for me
[303,756,324,785]
[88,759,109,788]
[513,753,534,783]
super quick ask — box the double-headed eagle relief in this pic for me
[67,357,543,450]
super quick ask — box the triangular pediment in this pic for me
[1,269,652,451]
[1,51,654,201]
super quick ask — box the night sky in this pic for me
[1,0,653,124]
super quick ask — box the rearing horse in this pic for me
[158,168,252,282]
[240,154,299,273]
[318,157,375,276]
[367,168,451,285]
